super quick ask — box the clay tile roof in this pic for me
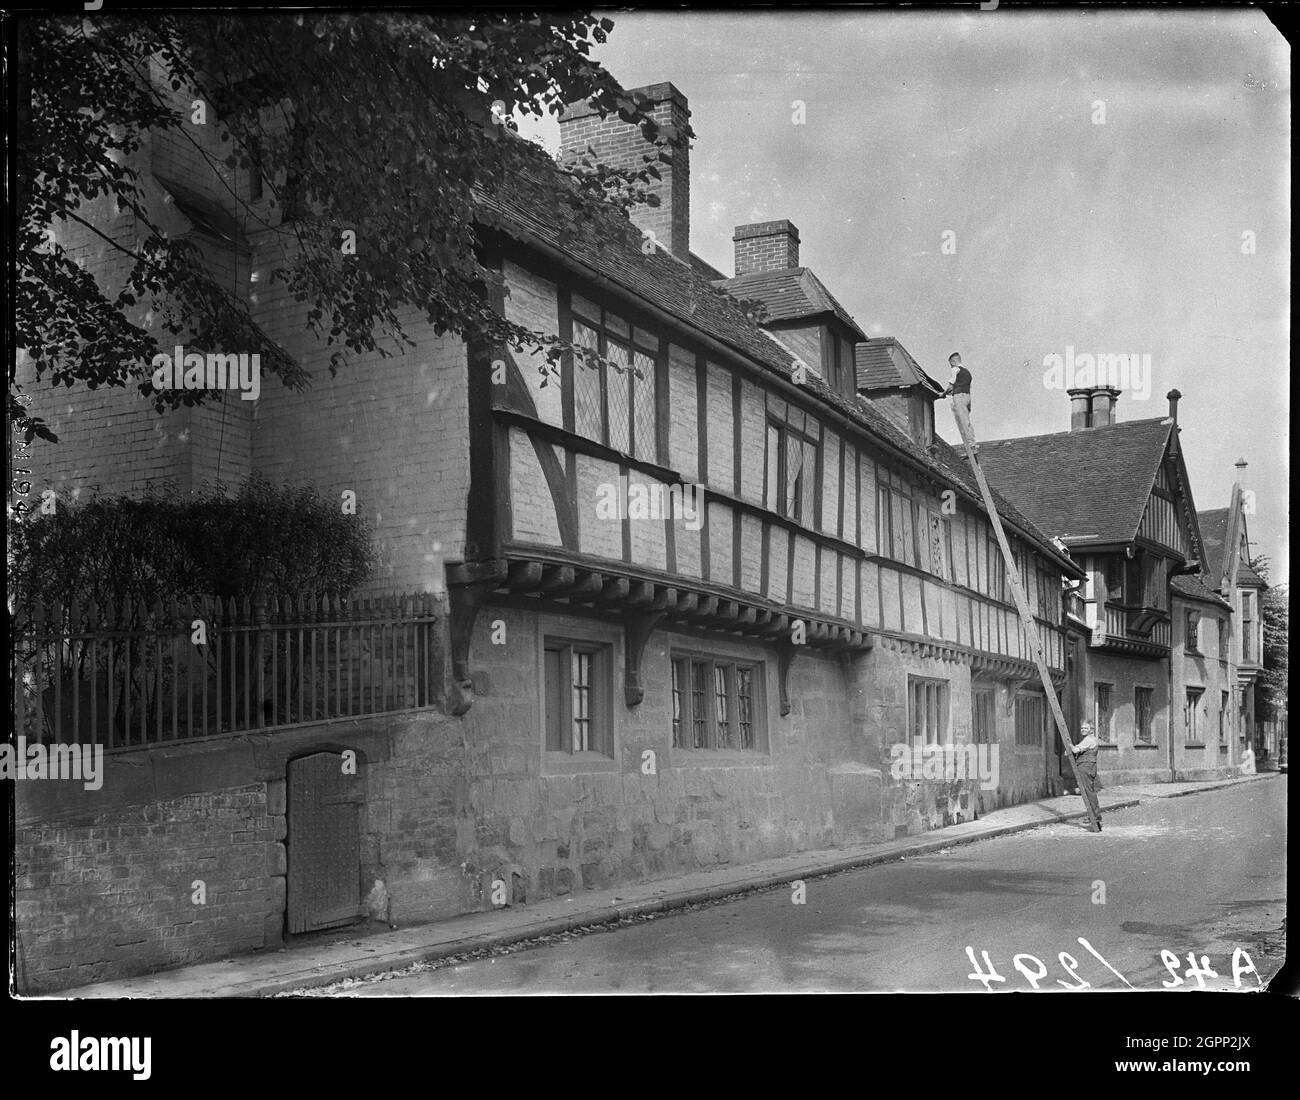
[855,337,943,393]
[1171,571,1233,609]
[712,268,866,339]
[1198,507,1267,588]
[977,418,1174,546]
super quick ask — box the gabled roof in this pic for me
[856,337,943,394]
[979,418,1175,546]
[1198,506,1267,589]
[473,153,1079,578]
[712,267,866,339]
[688,252,728,282]
[1171,571,1233,610]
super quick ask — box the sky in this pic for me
[517,8,1290,585]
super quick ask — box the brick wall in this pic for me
[16,784,276,993]
[18,80,261,503]
[558,83,691,261]
[13,709,464,994]
[733,220,801,275]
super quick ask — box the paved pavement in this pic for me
[52,771,1282,998]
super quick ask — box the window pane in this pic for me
[877,484,890,555]
[715,664,731,749]
[573,320,603,441]
[785,430,804,520]
[632,349,657,462]
[606,340,632,453]
[691,661,709,748]
[765,425,782,512]
[737,667,754,749]
[672,659,684,749]
[800,439,818,524]
[572,649,592,752]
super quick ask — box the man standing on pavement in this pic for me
[1068,720,1103,831]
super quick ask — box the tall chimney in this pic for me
[1090,387,1120,427]
[1234,457,1248,482]
[1166,388,1181,422]
[558,82,691,262]
[734,220,800,275]
[1068,388,1092,431]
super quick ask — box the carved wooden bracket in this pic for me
[623,610,666,707]
[1005,676,1032,715]
[777,639,799,717]
[446,562,506,717]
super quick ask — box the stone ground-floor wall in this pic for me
[455,601,851,901]
[16,605,1082,994]
[16,781,276,994]
[13,714,455,994]
[849,638,1053,826]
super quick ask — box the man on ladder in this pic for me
[945,350,1102,833]
[943,352,973,416]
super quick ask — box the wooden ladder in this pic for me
[950,398,1100,830]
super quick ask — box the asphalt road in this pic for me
[336,777,1286,995]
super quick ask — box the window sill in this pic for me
[1132,742,1162,750]
[1184,742,1206,750]
[542,750,617,775]
[1098,742,1119,749]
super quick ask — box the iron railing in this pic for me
[12,592,443,750]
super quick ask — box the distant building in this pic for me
[1195,462,1270,761]
[981,388,1242,782]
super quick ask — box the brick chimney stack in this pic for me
[733,220,801,275]
[558,82,691,262]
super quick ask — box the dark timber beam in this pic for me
[447,563,507,717]
[776,639,798,718]
[507,561,543,589]
[623,610,666,707]
[597,577,631,604]
[538,565,576,593]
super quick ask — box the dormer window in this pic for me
[819,328,856,398]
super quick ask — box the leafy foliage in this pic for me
[1249,556,1288,720]
[9,476,374,616]
[14,12,677,442]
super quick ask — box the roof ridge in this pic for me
[983,416,1171,447]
